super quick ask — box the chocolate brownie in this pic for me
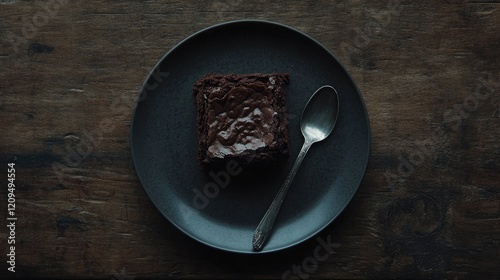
[194,73,290,164]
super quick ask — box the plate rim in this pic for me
[130,19,371,254]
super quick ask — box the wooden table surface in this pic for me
[1,0,499,279]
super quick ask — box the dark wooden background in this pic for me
[1,0,499,279]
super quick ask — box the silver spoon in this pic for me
[252,85,340,251]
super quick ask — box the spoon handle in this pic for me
[252,140,312,251]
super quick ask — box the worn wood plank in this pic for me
[0,0,499,278]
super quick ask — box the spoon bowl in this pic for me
[252,85,340,251]
[301,85,339,143]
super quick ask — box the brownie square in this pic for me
[194,73,290,164]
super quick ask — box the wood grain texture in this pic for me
[1,0,499,279]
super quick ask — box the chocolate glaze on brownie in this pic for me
[194,73,290,164]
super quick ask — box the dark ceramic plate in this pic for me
[130,20,370,253]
